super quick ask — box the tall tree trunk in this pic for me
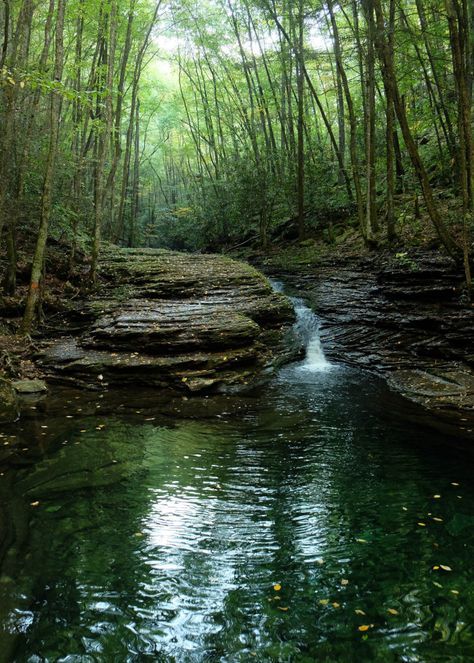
[327,0,365,239]
[296,0,305,240]
[130,98,140,246]
[385,0,396,242]
[363,0,378,243]
[445,0,473,292]
[22,0,66,333]
[91,0,117,284]
[372,0,459,258]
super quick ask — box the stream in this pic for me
[1,286,474,661]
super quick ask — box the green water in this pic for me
[1,362,474,661]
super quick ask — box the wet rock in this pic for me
[265,250,474,422]
[39,249,295,392]
[0,378,18,423]
[12,379,48,394]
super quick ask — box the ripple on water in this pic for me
[2,366,474,661]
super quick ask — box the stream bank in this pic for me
[2,248,295,401]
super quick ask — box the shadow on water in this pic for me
[0,286,474,661]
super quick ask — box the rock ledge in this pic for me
[39,249,295,392]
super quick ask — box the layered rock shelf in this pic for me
[39,249,295,392]
[266,251,474,424]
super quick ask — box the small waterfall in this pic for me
[271,280,331,372]
[293,298,331,371]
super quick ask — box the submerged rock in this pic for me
[39,249,295,392]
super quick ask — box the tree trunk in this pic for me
[372,0,459,258]
[22,0,66,333]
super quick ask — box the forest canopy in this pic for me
[0,0,473,330]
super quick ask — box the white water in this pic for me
[271,280,331,372]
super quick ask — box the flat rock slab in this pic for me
[12,379,48,394]
[388,368,474,412]
[40,249,295,392]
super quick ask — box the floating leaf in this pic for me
[332,602,340,609]
[451,482,460,486]
[356,538,368,544]
[387,608,399,615]
[450,590,459,595]
[273,584,281,591]
[433,517,443,522]
[433,495,441,499]
[440,565,452,572]
[433,565,440,570]
[418,522,426,527]
[316,558,324,565]
[402,506,408,511]
[341,579,349,586]
[278,606,289,611]
[433,581,442,588]
[319,599,329,606]
[358,625,371,632]
[355,609,366,616]
[30,501,40,507]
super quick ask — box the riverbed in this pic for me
[1,291,474,662]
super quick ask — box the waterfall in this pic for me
[271,280,331,372]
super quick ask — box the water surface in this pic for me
[1,298,474,662]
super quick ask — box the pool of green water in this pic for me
[1,361,474,662]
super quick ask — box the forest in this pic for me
[0,0,473,332]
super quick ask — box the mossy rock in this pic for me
[0,377,18,423]
[39,249,296,392]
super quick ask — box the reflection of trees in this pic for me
[1,419,152,660]
[1,379,474,660]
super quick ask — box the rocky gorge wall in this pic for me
[263,250,474,434]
